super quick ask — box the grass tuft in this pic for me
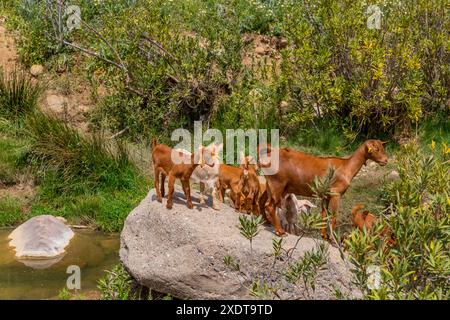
[25,111,139,194]
[0,68,41,121]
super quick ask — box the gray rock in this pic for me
[8,215,74,259]
[388,170,400,180]
[30,64,44,76]
[46,94,68,113]
[368,160,378,168]
[120,188,360,300]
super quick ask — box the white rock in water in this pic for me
[18,254,65,269]
[8,215,74,258]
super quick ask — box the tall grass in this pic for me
[0,196,25,227]
[25,111,140,194]
[0,68,41,120]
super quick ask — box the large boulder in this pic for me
[120,188,360,299]
[9,215,74,259]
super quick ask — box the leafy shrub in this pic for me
[345,141,450,299]
[98,264,140,300]
[7,0,448,141]
[276,0,449,138]
[98,264,153,300]
[2,0,57,65]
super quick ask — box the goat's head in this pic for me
[203,143,222,168]
[281,195,317,224]
[190,145,208,168]
[364,140,388,166]
[239,152,259,177]
[173,145,220,168]
[295,199,317,214]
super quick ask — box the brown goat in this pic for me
[228,180,266,216]
[152,139,210,210]
[216,154,260,213]
[236,156,260,214]
[352,204,395,245]
[216,164,243,209]
[258,139,388,238]
[352,204,377,230]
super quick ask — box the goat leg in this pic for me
[161,173,166,198]
[199,182,205,204]
[182,179,193,209]
[216,181,225,203]
[267,202,285,236]
[154,166,162,202]
[166,174,175,209]
[258,189,268,220]
[328,195,340,234]
[212,185,220,210]
[235,192,242,212]
[246,192,254,214]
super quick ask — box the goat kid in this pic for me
[188,143,223,210]
[152,139,212,210]
[258,139,388,238]
[276,194,316,235]
[227,179,266,216]
[216,154,259,213]
[352,204,395,245]
[235,153,260,214]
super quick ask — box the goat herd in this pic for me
[151,138,391,241]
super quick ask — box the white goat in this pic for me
[277,194,316,234]
[175,143,222,210]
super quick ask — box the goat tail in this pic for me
[352,204,365,217]
[151,138,157,149]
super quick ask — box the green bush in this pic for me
[98,264,152,300]
[276,0,449,138]
[346,141,450,299]
[2,0,57,65]
[6,0,448,141]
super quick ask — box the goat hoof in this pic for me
[275,230,286,237]
[187,203,193,209]
[213,206,220,211]
[157,198,162,203]
[166,203,173,209]
[199,198,205,204]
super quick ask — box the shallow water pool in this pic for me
[0,228,119,300]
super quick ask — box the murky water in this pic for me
[0,228,120,300]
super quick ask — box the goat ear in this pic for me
[381,140,389,145]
